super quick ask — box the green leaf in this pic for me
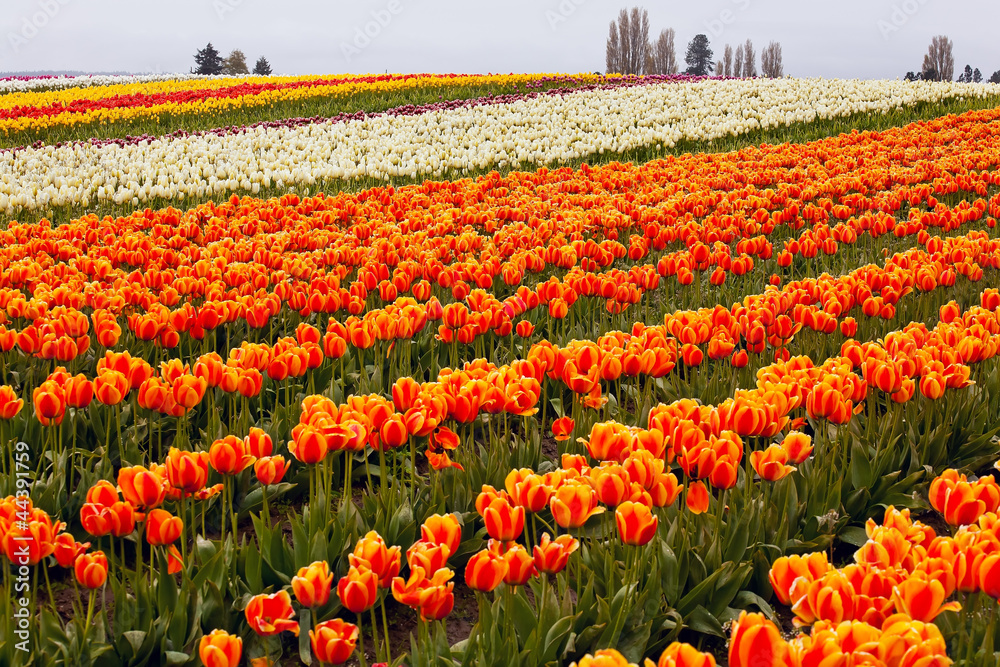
[677,565,726,616]
[511,590,538,642]
[164,651,190,665]
[850,441,873,490]
[685,605,726,638]
[618,620,653,662]
[123,630,147,655]
[542,615,576,662]
[299,608,313,665]
[732,590,777,621]
[839,525,869,547]
[156,553,178,615]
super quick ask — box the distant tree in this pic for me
[646,28,678,75]
[921,35,954,81]
[722,44,733,77]
[684,34,714,76]
[990,70,1000,84]
[606,8,650,75]
[974,68,983,83]
[253,56,272,76]
[222,49,249,76]
[957,64,973,83]
[921,68,938,82]
[606,19,622,74]
[904,71,918,81]
[761,41,783,78]
[743,38,756,77]
[192,42,224,75]
[733,43,744,78]
[626,7,650,75]
[716,60,723,77]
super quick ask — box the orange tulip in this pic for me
[533,532,579,575]
[209,435,256,475]
[979,553,1000,599]
[65,374,94,409]
[780,431,813,464]
[33,381,66,426]
[0,385,23,419]
[420,513,462,557]
[52,533,89,568]
[74,551,108,589]
[509,473,553,513]
[929,476,986,526]
[392,566,455,617]
[465,548,509,592]
[891,577,961,622]
[310,619,358,665]
[586,421,631,462]
[350,530,402,588]
[291,560,334,608]
[337,562,379,613]
[552,416,574,442]
[750,445,795,482]
[244,427,273,458]
[501,543,537,586]
[289,425,329,464]
[165,447,209,495]
[245,590,299,637]
[86,480,119,507]
[172,374,207,410]
[199,629,242,667]
[686,481,710,515]
[94,370,129,406]
[378,413,409,450]
[768,553,830,606]
[550,481,605,528]
[145,508,183,546]
[728,611,788,667]
[615,501,658,546]
[644,642,717,667]
[791,570,857,626]
[592,464,632,507]
[570,649,638,667]
[482,496,525,542]
[117,465,166,509]
[407,540,451,574]
[648,472,683,508]
[253,455,287,485]
[516,320,535,337]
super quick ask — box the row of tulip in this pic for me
[0,73,267,95]
[1,98,999,665]
[0,99,996,361]
[0,73,611,143]
[1,77,996,214]
[1,219,997,664]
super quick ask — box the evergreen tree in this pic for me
[684,34,714,77]
[990,70,1000,84]
[192,43,224,75]
[253,56,272,76]
[973,68,983,83]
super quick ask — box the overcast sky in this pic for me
[1,0,996,80]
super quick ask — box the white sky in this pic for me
[1,0,996,80]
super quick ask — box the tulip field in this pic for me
[4,72,1000,667]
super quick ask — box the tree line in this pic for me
[193,43,272,76]
[902,35,997,83]
[605,7,783,78]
